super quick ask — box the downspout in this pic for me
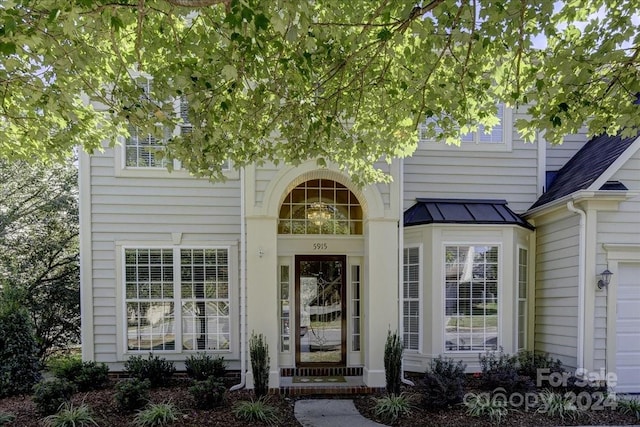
[567,201,585,371]
[398,158,414,386]
[231,167,247,391]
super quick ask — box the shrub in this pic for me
[124,354,175,388]
[516,350,563,384]
[49,356,109,391]
[618,398,640,421]
[249,332,270,398]
[420,356,467,410]
[0,412,15,426]
[383,330,403,395]
[559,374,607,396]
[373,392,414,424]
[43,402,99,427]
[189,377,227,409]
[536,390,583,421]
[47,355,82,377]
[0,288,41,397]
[114,379,151,412]
[185,353,226,381]
[464,392,510,424]
[32,379,77,416]
[232,397,280,426]
[75,361,110,391]
[133,402,180,427]
[478,348,534,394]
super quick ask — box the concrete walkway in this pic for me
[294,399,386,427]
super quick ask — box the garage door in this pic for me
[616,262,640,394]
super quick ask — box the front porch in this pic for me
[279,367,384,396]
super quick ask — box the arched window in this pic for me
[278,179,363,235]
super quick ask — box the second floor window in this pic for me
[125,125,171,168]
[123,83,231,172]
[125,78,171,168]
[419,104,511,150]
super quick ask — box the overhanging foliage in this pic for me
[1,0,638,183]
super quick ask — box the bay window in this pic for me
[445,245,499,352]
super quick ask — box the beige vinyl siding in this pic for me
[254,163,281,207]
[534,214,580,369]
[88,148,241,364]
[546,132,587,171]
[404,110,538,214]
[595,149,640,370]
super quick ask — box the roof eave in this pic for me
[404,221,534,230]
[524,190,637,219]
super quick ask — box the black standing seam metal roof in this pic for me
[404,198,535,230]
[529,131,639,210]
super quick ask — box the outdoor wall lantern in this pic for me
[597,269,613,289]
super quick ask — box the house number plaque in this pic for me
[312,242,328,251]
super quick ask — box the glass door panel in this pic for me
[296,255,346,365]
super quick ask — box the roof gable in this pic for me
[530,131,640,210]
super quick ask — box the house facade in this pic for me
[79,106,640,392]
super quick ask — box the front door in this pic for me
[295,255,347,366]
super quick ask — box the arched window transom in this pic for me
[278,179,363,235]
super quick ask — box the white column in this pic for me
[363,218,399,387]
[245,216,280,389]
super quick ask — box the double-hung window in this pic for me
[124,247,231,353]
[125,125,171,168]
[444,245,499,352]
[118,86,232,175]
[517,247,528,350]
[125,78,172,168]
[125,249,175,351]
[419,104,512,151]
[403,247,421,351]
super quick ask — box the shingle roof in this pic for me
[404,198,534,230]
[530,131,639,210]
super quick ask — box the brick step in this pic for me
[280,367,363,377]
[279,382,382,397]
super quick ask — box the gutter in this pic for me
[566,201,585,370]
[230,167,247,391]
[524,190,635,219]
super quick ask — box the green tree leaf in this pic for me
[0,1,638,183]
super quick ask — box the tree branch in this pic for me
[395,0,446,33]
[167,0,230,8]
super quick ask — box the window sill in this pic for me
[418,141,513,152]
[115,166,239,180]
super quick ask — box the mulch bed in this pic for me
[353,389,640,426]
[1,378,638,426]
[0,380,301,427]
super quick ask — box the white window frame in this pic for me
[442,242,502,353]
[123,248,177,352]
[419,105,513,152]
[403,245,422,352]
[350,263,362,352]
[279,264,291,353]
[516,246,528,351]
[119,244,236,357]
[114,78,236,178]
[180,248,232,352]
